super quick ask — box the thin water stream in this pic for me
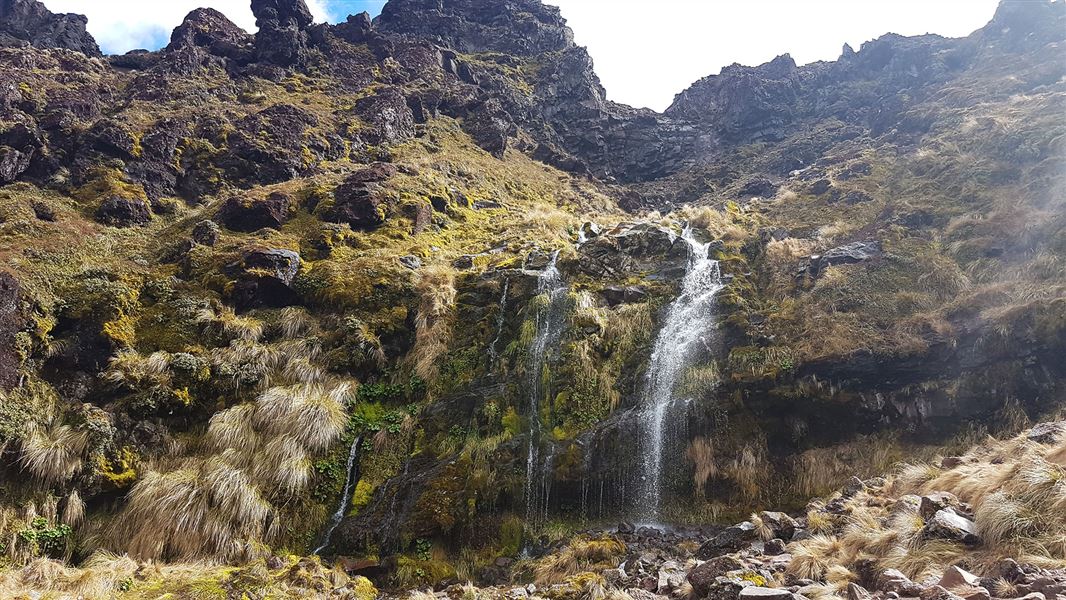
[313,435,363,555]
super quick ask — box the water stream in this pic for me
[524,252,567,527]
[312,435,363,555]
[636,227,724,523]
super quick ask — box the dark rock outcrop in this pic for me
[252,0,316,67]
[95,197,151,227]
[228,247,302,310]
[319,163,397,230]
[0,0,101,56]
[217,192,293,232]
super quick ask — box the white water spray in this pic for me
[637,227,724,523]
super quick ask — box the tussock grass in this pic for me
[411,265,457,383]
[789,425,1066,587]
[520,536,627,585]
[20,424,89,484]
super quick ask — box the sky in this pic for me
[42,0,1002,111]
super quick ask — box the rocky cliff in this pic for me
[0,0,1062,593]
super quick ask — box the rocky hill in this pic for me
[0,0,1062,596]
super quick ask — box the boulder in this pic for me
[657,560,685,593]
[228,247,302,309]
[320,164,397,230]
[602,285,648,307]
[923,508,979,545]
[688,555,745,596]
[757,511,798,540]
[353,87,416,146]
[463,99,515,157]
[919,493,961,520]
[804,241,883,278]
[0,145,30,183]
[847,583,872,600]
[581,221,602,239]
[878,569,925,597]
[696,522,757,558]
[764,539,786,556]
[399,255,422,270]
[842,476,867,497]
[218,192,293,232]
[95,197,151,227]
[191,220,220,246]
[1026,421,1065,444]
[939,567,981,590]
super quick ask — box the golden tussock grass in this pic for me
[789,425,1066,587]
[411,265,457,383]
[19,423,89,485]
[523,536,627,585]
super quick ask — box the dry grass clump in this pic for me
[115,379,353,561]
[524,536,627,585]
[680,205,753,243]
[411,265,457,383]
[686,437,717,499]
[788,424,1066,587]
[892,430,1066,562]
[19,423,89,484]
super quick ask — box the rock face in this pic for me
[319,163,397,230]
[251,0,316,66]
[218,192,293,232]
[166,8,253,56]
[95,197,151,227]
[0,0,100,56]
[228,247,302,309]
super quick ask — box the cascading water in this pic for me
[524,252,567,527]
[313,435,363,555]
[636,227,724,523]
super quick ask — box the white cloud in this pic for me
[545,0,1001,111]
[41,0,331,54]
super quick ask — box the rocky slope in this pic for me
[0,0,1062,595]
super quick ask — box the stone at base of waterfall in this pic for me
[697,522,757,558]
[657,560,686,592]
[688,556,745,596]
[878,569,925,597]
[919,492,962,520]
[757,511,797,540]
[923,508,980,544]
[1026,421,1065,444]
[739,587,795,600]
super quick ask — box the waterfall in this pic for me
[313,435,363,555]
[636,227,724,523]
[524,252,567,527]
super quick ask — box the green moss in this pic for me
[348,479,376,517]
